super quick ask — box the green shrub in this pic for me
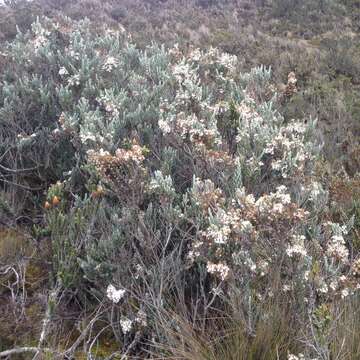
[1,12,360,360]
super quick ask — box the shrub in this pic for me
[1,15,360,359]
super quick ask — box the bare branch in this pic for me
[0,347,59,358]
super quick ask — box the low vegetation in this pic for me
[0,1,359,359]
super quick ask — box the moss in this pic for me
[74,337,120,359]
[90,341,121,359]
[26,261,47,293]
[26,302,43,324]
[0,228,48,294]
[0,301,43,355]
[0,228,48,352]
[0,228,31,261]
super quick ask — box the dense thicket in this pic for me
[1,0,359,166]
[0,1,359,359]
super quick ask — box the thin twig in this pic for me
[0,347,59,358]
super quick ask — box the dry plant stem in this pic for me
[32,286,61,360]
[66,305,106,357]
[307,287,328,360]
[0,163,39,173]
[0,306,108,359]
[109,303,122,344]
[18,262,27,320]
[1,178,44,191]
[0,264,27,322]
[0,347,60,358]
[87,324,112,359]
[120,331,141,360]
[159,226,174,307]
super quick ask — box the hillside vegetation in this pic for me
[0,1,359,359]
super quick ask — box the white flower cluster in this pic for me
[236,99,262,130]
[190,47,237,75]
[265,131,309,178]
[288,353,318,360]
[158,48,230,147]
[102,56,119,72]
[201,209,231,245]
[120,317,133,334]
[68,74,81,87]
[59,67,69,77]
[206,262,230,281]
[158,118,171,134]
[115,143,145,164]
[217,52,237,73]
[87,148,111,158]
[286,235,307,258]
[326,234,349,263]
[320,222,350,267]
[106,284,126,303]
[188,179,313,291]
[79,131,97,143]
[255,185,293,215]
[135,310,147,327]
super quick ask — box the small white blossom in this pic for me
[283,284,291,292]
[327,235,349,262]
[288,354,303,360]
[158,118,172,134]
[329,279,338,291]
[207,262,230,281]
[318,282,328,294]
[239,220,253,233]
[286,235,307,258]
[106,284,126,303]
[59,67,69,76]
[286,244,307,258]
[68,74,81,87]
[102,56,119,72]
[80,132,97,143]
[245,257,257,272]
[135,310,147,327]
[341,288,350,298]
[120,317,133,334]
[272,203,284,214]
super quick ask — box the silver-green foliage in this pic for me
[2,17,355,358]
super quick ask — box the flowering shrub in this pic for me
[1,16,359,359]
